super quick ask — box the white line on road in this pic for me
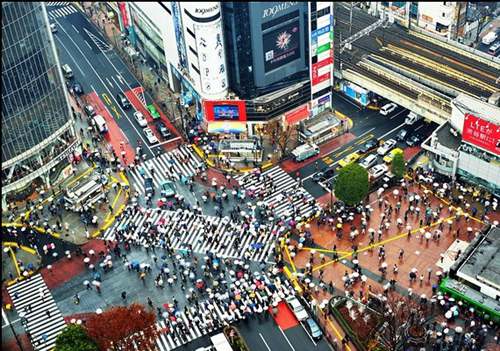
[71,23,79,33]
[54,35,85,77]
[378,122,407,141]
[300,321,317,346]
[389,109,407,120]
[55,20,154,154]
[355,127,376,140]
[415,124,424,131]
[111,76,122,88]
[84,39,92,49]
[116,74,126,85]
[150,136,182,148]
[106,77,113,88]
[279,326,296,351]
[2,309,9,327]
[259,333,272,351]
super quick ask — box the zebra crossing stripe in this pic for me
[47,2,70,6]
[102,208,276,261]
[48,5,76,19]
[7,274,66,351]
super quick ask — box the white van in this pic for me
[62,64,73,79]
[405,111,421,125]
[379,102,397,116]
[482,31,498,45]
[291,143,320,162]
[93,115,108,133]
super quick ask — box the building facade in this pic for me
[1,2,79,208]
[422,94,500,193]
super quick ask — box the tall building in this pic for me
[2,2,79,208]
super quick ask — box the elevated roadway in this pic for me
[334,3,500,124]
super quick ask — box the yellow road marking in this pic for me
[322,157,333,165]
[302,247,351,255]
[111,105,120,119]
[283,242,297,273]
[9,247,21,277]
[312,215,456,272]
[327,318,352,351]
[102,93,112,105]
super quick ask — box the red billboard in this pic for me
[204,100,247,123]
[285,104,309,124]
[462,113,500,155]
[311,57,333,86]
[118,2,129,28]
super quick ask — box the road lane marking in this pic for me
[389,109,407,120]
[105,77,113,88]
[102,93,112,105]
[111,105,120,119]
[278,326,296,351]
[55,23,154,154]
[322,156,333,165]
[150,136,182,148]
[2,309,9,327]
[53,34,85,76]
[300,321,317,346]
[71,23,79,33]
[84,40,92,49]
[111,75,122,88]
[259,333,272,351]
[355,127,375,141]
[378,122,406,141]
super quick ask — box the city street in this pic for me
[49,3,179,162]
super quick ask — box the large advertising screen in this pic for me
[263,19,300,72]
[204,100,247,122]
[462,113,500,155]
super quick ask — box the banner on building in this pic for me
[207,121,246,134]
[204,100,247,122]
[285,104,310,124]
[462,113,500,155]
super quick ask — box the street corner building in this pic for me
[2,2,81,210]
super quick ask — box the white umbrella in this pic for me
[92,280,101,286]
[96,308,103,314]
[393,189,399,196]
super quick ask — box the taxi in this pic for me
[338,152,361,169]
[383,148,403,164]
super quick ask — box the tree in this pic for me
[372,291,428,351]
[55,324,98,351]
[334,163,369,206]
[85,303,160,351]
[391,151,405,179]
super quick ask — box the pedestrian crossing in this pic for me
[235,166,319,223]
[46,2,70,6]
[83,27,112,52]
[155,275,296,351]
[7,274,66,351]
[128,145,205,195]
[48,5,77,19]
[103,207,283,262]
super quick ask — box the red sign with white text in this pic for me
[118,2,129,28]
[311,57,333,86]
[285,104,310,124]
[462,113,500,155]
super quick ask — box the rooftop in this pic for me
[435,121,461,150]
[453,94,500,126]
[458,226,500,292]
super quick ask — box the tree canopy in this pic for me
[391,151,405,179]
[334,163,369,206]
[85,303,160,351]
[55,324,98,351]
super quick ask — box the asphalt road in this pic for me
[238,315,331,351]
[49,4,162,159]
[295,92,437,198]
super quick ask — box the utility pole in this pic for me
[349,2,354,37]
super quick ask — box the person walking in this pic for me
[121,291,127,300]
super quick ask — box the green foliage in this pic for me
[391,152,405,179]
[334,163,369,206]
[55,324,98,351]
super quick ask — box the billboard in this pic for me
[263,19,301,72]
[204,100,247,122]
[285,104,309,124]
[462,113,500,155]
[207,121,246,134]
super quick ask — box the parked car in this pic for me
[383,148,403,163]
[377,139,397,155]
[160,181,176,198]
[50,23,57,33]
[338,152,361,169]
[117,92,131,109]
[145,177,154,196]
[405,112,421,125]
[286,296,309,322]
[406,133,422,147]
[379,102,398,116]
[84,105,96,117]
[71,82,84,95]
[133,111,148,128]
[305,318,323,341]
[143,127,158,144]
[368,163,389,180]
[359,138,379,154]
[359,154,378,169]
[147,104,161,120]
[155,120,171,139]
[396,129,409,142]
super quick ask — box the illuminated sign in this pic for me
[204,100,247,122]
[263,19,300,72]
[462,113,500,155]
